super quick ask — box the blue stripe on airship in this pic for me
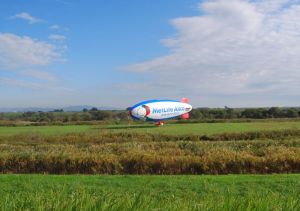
[146,116,179,122]
[130,99,179,110]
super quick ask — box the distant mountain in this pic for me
[0,105,122,112]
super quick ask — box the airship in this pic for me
[128,98,192,126]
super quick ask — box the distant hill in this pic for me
[0,105,121,112]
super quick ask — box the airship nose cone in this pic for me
[137,107,146,116]
[131,106,147,118]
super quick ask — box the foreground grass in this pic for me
[1,121,300,136]
[0,174,299,210]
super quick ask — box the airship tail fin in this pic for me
[181,98,190,119]
[181,113,190,119]
[180,98,189,103]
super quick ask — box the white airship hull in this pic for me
[129,100,192,121]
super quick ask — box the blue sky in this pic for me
[1,0,300,108]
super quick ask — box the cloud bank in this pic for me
[49,34,66,41]
[0,33,61,69]
[125,0,300,106]
[0,33,65,89]
[11,12,43,24]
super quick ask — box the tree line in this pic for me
[190,107,300,119]
[0,107,300,122]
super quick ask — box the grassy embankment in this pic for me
[0,174,299,210]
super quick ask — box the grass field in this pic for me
[0,120,300,174]
[1,121,300,210]
[105,121,300,135]
[0,125,92,136]
[1,120,300,136]
[1,174,299,210]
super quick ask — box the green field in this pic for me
[0,125,92,136]
[0,120,300,174]
[1,120,300,136]
[1,121,300,210]
[106,121,300,135]
[1,174,299,210]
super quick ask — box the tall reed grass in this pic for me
[0,130,300,174]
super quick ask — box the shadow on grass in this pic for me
[103,125,156,130]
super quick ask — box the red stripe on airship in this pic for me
[142,105,151,116]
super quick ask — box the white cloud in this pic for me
[0,33,66,91]
[49,25,69,31]
[124,0,300,106]
[48,34,66,41]
[0,33,62,69]
[50,24,60,29]
[11,12,43,24]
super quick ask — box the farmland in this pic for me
[1,120,300,210]
[1,174,299,210]
[1,120,300,136]
[0,120,300,174]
